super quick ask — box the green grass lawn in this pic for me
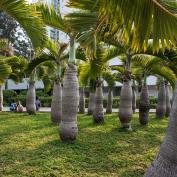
[0,112,168,177]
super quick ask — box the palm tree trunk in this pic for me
[88,92,95,115]
[79,87,85,114]
[165,83,171,117]
[0,85,3,111]
[51,80,62,124]
[106,88,113,114]
[119,81,133,129]
[145,82,177,177]
[59,35,79,141]
[118,55,132,130]
[93,83,104,124]
[132,85,136,113]
[156,81,166,119]
[139,82,150,125]
[26,81,36,115]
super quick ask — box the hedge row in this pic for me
[3,90,158,108]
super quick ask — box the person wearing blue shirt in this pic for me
[10,100,17,111]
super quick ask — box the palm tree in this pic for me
[79,63,96,115]
[26,40,68,119]
[68,0,177,130]
[103,46,133,130]
[68,0,177,175]
[103,71,116,114]
[38,4,80,141]
[79,45,107,123]
[26,79,36,114]
[131,54,176,124]
[46,40,68,123]
[139,76,150,125]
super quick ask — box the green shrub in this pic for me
[3,90,17,106]
[3,90,158,109]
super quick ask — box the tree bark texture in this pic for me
[51,81,62,124]
[139,85,150,125]
[132,86,136,113]
[156,82,166,119]
[106,88,113,114]
[59,64,79,141]
[93,84,104,124]
[26,81,36,115]
[0,85,3,111]
[79,87,85,114]
[145,82,177,177]
[88,92,95,115]
[118,81,133,129]
[165,84,171,117]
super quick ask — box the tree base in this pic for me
[106,110,112,114]
[51,116,61,125]
[120,123,132,131]
[145,155,177,177]
[59,121,78,142]
[139,111,149,125]
[51,119,60,125]
[27,111,36,115]
[93,117,104,124]
[88,110,93,115]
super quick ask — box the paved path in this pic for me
[3,107,156,113]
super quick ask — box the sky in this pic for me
[28,0,70,14]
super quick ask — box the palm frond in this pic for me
[102,71,116,88]
[99,0,177,52]
[37,3,68,33]
[0,0,46,49]
[26,54,56,75]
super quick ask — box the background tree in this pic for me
[103,71,116,114]
[28,39,68,122]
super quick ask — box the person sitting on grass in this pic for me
[35,96,41,111]
[16,101,24,113]
[10,100,17,111]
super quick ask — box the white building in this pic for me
[31,0,60,41]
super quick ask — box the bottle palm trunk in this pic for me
[106,88,113,114]
[88,92,95,115]
[139,84,150,125]
[132,85,136,113]
[79,87,85,114]
[26,81,36,114]
[0,85,3,111]
[51,81,62,124]
[59,64,79,141]
[93,83,104,124]
[119,81,133,129]
[165,84,171,117]
[145,82,177,177]
[156,82,166,119]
